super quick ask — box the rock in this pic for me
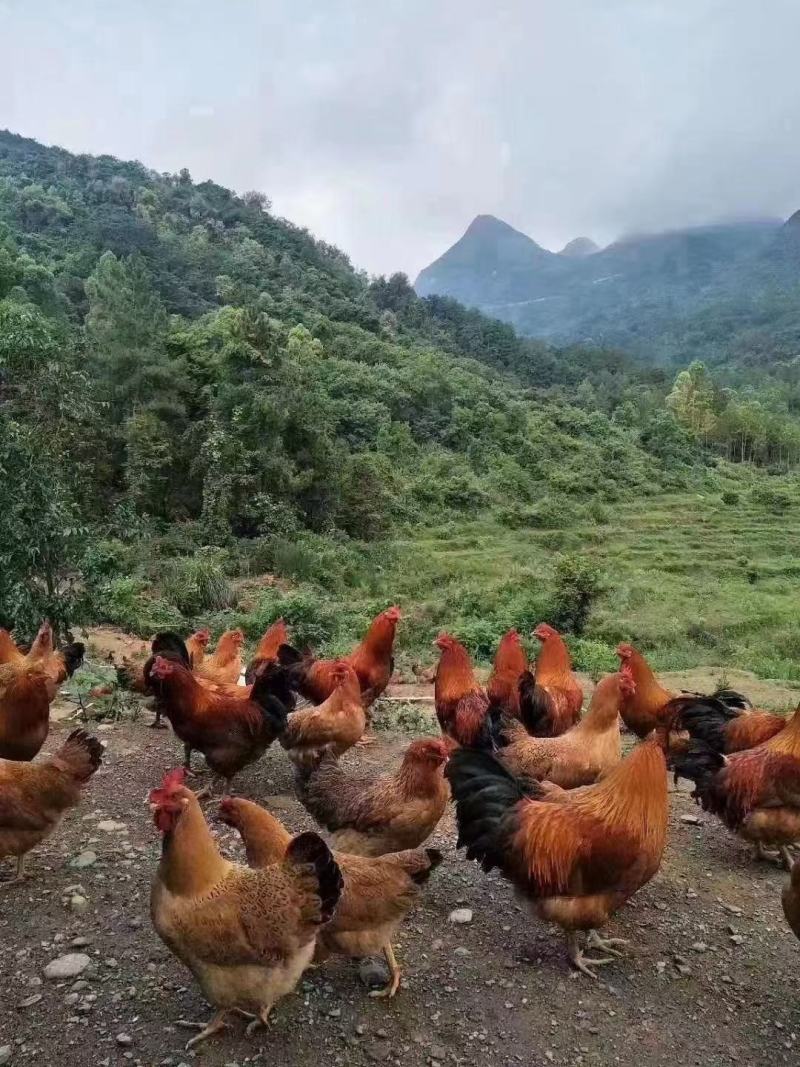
[692,942,707,952]
[18,993,43,1008]
[96,820,127,832]
[448,908,473,925]
[730,933,745,945]
[454,946,471,957]
[69,894,89,913]
[680,813,701,825]
[70,850,97,869]
[0,1046,11,1065]
[328,1007,342,1018]
[358,957,390,991]
[116,1034,133,1047]
[44,953,92,980]
[70,937,92,948]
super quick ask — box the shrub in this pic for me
[548,552,606,636]
[568,637,617,678]
[244,587,339,650]
[158,549,235,616]
[91,576,183,635]
[721,489,739,506]
[750,483,792,513]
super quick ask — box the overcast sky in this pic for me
[2,0,800,276]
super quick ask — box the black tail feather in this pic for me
[151,631,191,668]
[670,738,725,798]
[287,831,343,923]
[518,670,555,737]
[61,642,85,677]
[250,662,296,734]
[711,688,753,712]
[670,695,740,752]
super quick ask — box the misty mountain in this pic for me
[415,214,800,364]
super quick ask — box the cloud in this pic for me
[2,0,800,275]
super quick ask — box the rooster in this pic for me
[434,634,489,747]
[615,643,675,737]
[149,769,342,1048]
[280,663,365,770]
[117,631,197,729]
[668,691,786,753]
[297,737,451,856]
[487,666,633,787]
[279,606,401,711]
[195,629,244,686]
[447,734,669,978]
[486,629,528,719]
[147,657,294,791]
[219,796,442,997]
[518,624,583,736]
[672,706,800,868]
[1,729,103,884]
[244,618,289,684]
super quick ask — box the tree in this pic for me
[666,361,717,440]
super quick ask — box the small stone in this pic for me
[328,1007,341,1018]
[18,993,43,1008]
[730,934,745,945]
[448,908,473,925]
[675,964,692,976]
[454,946,471,957]
[69,894,89,913]
[70,851,97,869]
[692,942,707,952]
[97,820,127,832]
[104,957,119,968]
[44,953,92,980]
[116,1034,133,1047]
[680,813,701,825]
[355,1024,367,1036]
[70,937,91,948]
[0,1046,11,1066]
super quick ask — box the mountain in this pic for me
[416,214,798,364]
[559,237,598,257]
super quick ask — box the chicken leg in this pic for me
[0,854,26,888]
[586,930,627,956]
[368,944,401,998]
[178,1011,231,1049]
[566,931,615,979]
[245,1004,273,1037]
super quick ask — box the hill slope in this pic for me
[416,213,800,364]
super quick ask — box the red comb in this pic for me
[148,767,186,805]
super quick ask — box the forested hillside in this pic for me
[0,129,797,666]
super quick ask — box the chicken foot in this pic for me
[178,1011,231,1049]
[245,1004,273,1037]
[0,854,27,889]
[586,930,628,956]
[368,944,402,998]
[566,931,616,979]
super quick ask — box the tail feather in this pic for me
[250,662,295,735]
[152,632,191,668]
[53,729,104,781]
[518,670,555,737]
[669,695,739,752]
[61,642,85,677]
[670,738,725,798]
[286,831,343,924]
[712,688,753,711]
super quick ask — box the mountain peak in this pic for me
[559,236,599,257]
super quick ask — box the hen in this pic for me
[219,796,442,997]
[672,706,800,868]
[0,729,103,884]
[434,634,489,746]
[150,769,342,1048]
[280,606,401,709]
[195,629,244,686]
[0,621,84,701]
[486,629,528,719]
[487,666,632,788]
[297,737,451,856]
[148,656,294,791]
[615,643,675,737]
[244,619,289,684]
[518,624,583,736]
[280,663,365,770]
[119,631,196,728]
[0,665,52,761]
[447,734,669,977]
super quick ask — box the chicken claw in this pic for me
[245,1004,272,1037]
[566,932,615,979]
[178,1011,231,1049]
[368,944,401,998]
[356,733,378,747]
[586,930,628,957]
[0,855,27,888]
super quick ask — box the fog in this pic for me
[2,0,799,275]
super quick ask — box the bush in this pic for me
[568,637,617,679]
[750,483,792,513]
[721,489,739,505]
[243,587,339,650]
[91,576,183,635]
[158,549,235,616]
[548,552,606,636]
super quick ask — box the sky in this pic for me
[2,0,800,277]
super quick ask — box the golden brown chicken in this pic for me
[519,624,583,736]
[195,629,244,686]
[149,769,342,1048]
[0,729,103,884]
[186,628,211,669]
[434,634,489,747]
[447,734,669,977]
[244,618,289,684]
[486,629,528,718]
[669,691,786,753]
[297,737,451,856]
[219,796,441,997]
[673,707,800,868]
[0,622,84,702]
[0,665,52,761]
[615,643,675,737]
[280,663,365,770]
[489,666,633,788]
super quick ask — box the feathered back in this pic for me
[285,832,343,924]
[52,729,104,781]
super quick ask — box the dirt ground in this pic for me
[2,679,800,1067]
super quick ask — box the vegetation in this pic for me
[0,129,798,681]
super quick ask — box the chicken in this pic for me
[0,665,52,761]
[280,606,401,709]
[280,663,365,770]
[0,621,84,701]
[781,859,800,941]
[0,728,103,884]
[447,733,669,978]
[149,769,342,1048]
[147,657,294,791]
[518,624,583,736]
[615,643,675,737]
[297,737,451,856]
[118,631,195,728]
[195,629,245,686]
[219,796,442,997]
[434,634,489,746]
[486,629,528,718]
[672,706,800,869]
[186,628,211,669]
[244,618,289,684]
[669,691,786,753]
[487,666,633,788]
